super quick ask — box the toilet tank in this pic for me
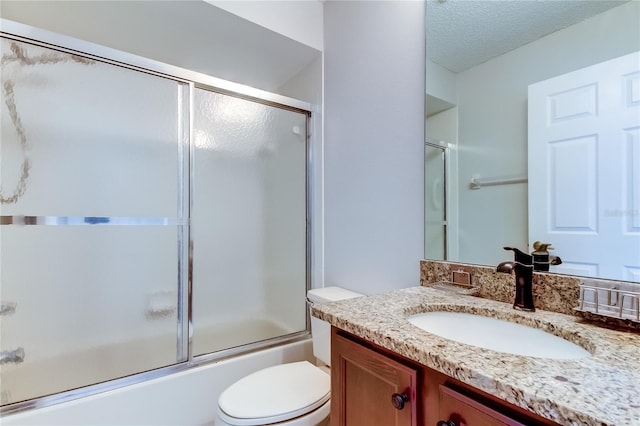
[307,286,362,366]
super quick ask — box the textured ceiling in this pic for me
[426,0,630,73]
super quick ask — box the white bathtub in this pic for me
[1,339,313,425]
[1,316,299,405]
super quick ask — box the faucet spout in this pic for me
[498,247,535,311]
[503,246,531,264]
[496,261,514,274]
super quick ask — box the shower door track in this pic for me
[0,18,313,416]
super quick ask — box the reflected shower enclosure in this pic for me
[424,140,447,260]
[0,36,309,407]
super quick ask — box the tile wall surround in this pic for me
[420,259,640,330]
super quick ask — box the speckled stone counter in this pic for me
[311,286,640,426]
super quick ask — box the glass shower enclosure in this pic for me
[424,140,448,260]
[0,26,310,410]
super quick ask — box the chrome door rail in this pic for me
[0,215,186,226]
[177,82,192,364]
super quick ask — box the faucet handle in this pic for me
[532,241,554,252]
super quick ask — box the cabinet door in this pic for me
[331,329,418,426]
[438,385,526,426]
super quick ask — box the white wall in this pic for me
[0,1,321,98]
[278,56,325,287]
[323,1,425,295]
[426,58,456,106]
[206,0,324,51]
[455,1,640,266]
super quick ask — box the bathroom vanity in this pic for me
[311,286,640,426]
[331,328,556,425]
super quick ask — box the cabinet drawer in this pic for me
[438,385,526,426]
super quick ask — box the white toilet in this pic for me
[217,286,362,426]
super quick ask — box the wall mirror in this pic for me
[425,0,640,282]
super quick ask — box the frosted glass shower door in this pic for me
[192,89,308,356]
[0,38,186,405]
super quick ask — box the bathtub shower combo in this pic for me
[0,23,311,413]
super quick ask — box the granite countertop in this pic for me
[311,286,640,426]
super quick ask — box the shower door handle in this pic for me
[0,347,25,364]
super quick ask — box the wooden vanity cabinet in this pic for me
[331,328,559,426]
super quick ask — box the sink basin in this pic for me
[408,312,591,359]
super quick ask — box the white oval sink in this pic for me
[408,312,591,359]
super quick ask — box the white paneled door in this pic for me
[528,51,640,281]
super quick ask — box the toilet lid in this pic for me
[218,361,330,426]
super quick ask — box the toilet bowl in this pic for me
[216,286,362,426]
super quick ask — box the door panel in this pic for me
[0,38,183,405]
[528,51,640,280]
[191,88,308,357]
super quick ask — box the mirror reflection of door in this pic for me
[528,51,640,281]
[425,140,447,260]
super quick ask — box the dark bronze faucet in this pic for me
[497,246,536,311]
